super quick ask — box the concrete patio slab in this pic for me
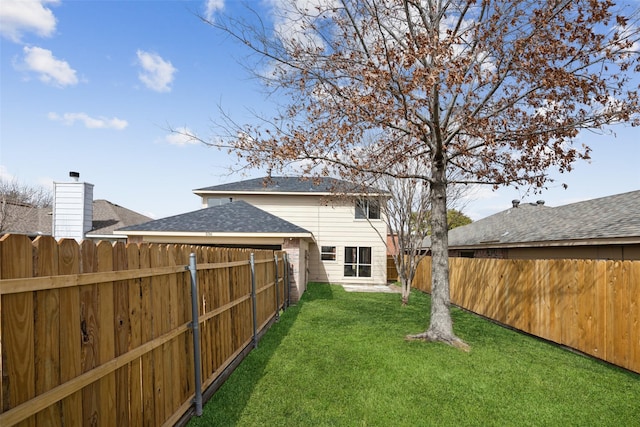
[341,284,400,293]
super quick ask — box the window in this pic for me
[321,246,336,261]
[344,246,372,277]
[207,197,232,207]
[355,199,380,220]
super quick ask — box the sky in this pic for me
[1,0,639,221]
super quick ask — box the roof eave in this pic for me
[86,233,128,240]
[448,236,640,250]
[193,190,389,197]
[114,230,314,239]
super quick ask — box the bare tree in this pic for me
[201,0,639,349]
[0,177,53,234]
[379,174,430,305]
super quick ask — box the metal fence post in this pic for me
[188,253,203,416]
[250,253,258,348]
[274,254,280,320]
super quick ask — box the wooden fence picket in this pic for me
[33,236,61,426]
[112,241,129,427]
[57,238,83,425]
[138,243,155,427]
[126,243,143,427]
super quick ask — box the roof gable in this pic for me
[117,200,310,234]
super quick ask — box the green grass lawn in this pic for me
[188,283,640,426]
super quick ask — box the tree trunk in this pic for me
[401,275,410,305]
[406,164,469,350]
[394,252,412,305]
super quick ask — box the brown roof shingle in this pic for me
[1,199,151,238]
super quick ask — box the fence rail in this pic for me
[413,256,640,374]
[0,234,288,426]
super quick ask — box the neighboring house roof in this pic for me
[193,176,387,196]
[117,200,311,235]
[423,190,640,249]
[86,200,153,237]
[1,199,151,238]
[1,202,52,237]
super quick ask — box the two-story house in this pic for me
[117,176,389,301]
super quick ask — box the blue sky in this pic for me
[1,0,638,221]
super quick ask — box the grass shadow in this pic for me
[187,283,334,426]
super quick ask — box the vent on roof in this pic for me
[512,200,520,208]
[536,200,545,206]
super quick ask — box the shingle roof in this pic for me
[0,202,52,236]
[423,190,640,248]
[117,200,311,234]
[87,200,153,236]
[1,199,151,238]
[194,176,386,195]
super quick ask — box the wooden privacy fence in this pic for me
[0,234,289,426]
[386,256,398,282]
[413,257,640,374]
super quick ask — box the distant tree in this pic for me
[412,208,473,234]
[447,210,472,230]
[0,177,52,234]
[201,0,639,349]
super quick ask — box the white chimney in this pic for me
[52,172,94,241]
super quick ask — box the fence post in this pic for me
[274,254,280,320]
[188,253,203,416]
[250,253,258,349]
[283,252,290,307]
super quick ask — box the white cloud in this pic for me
[614,23,640,57]
[136,50,177,92]
[204,0,224,21]
[48,112,128,130]
[276,0,339,48]
[19,46,78,87]
[0,0,58,42]
[163,127,200,146]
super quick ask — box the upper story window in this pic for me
[207,197,232,207]
[355,199,380,220]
